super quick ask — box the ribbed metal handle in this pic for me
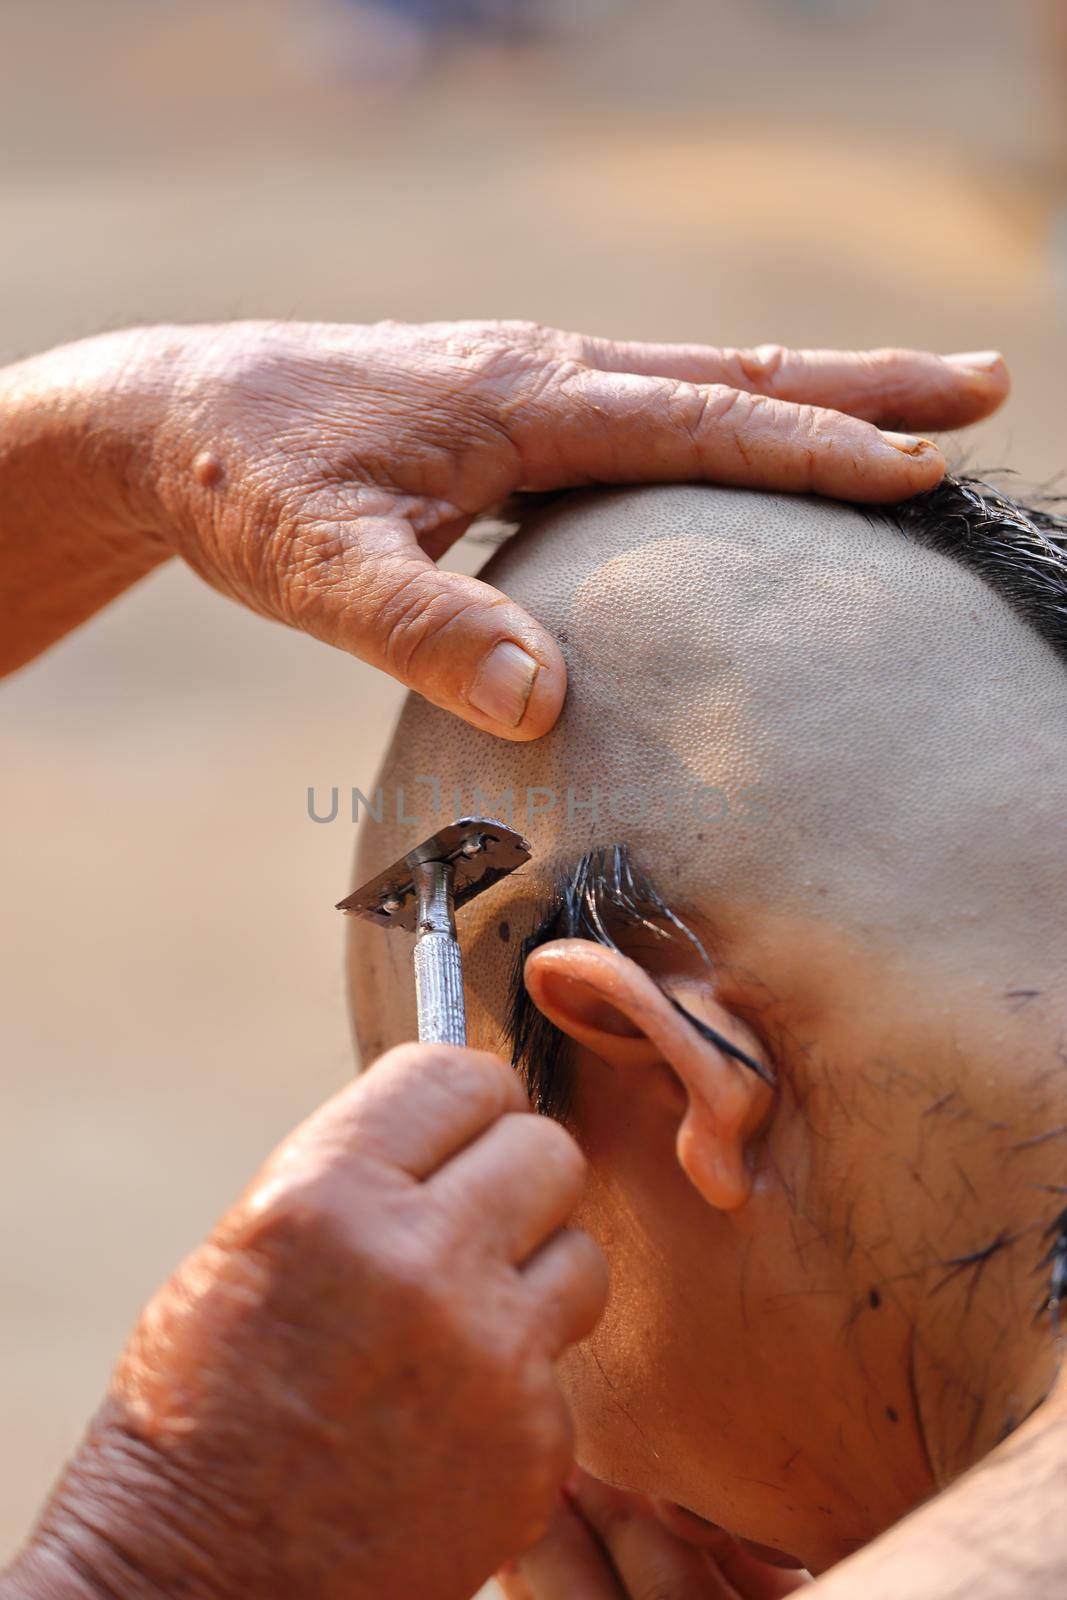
[413,933,467,1046]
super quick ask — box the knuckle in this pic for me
[733,342,790,390]
[705,382,761,425]
[668,381,748,447]
[438,320,551,392]
[783,406,832,490]
[368,316,407,340]
[368,1231,448,1322]
[869,345,911,369]
[664,380,703,439]
[510,353,589,418]
[493,318,555,349]
[374,1039,472,1084]
[446,1061,529,1133]
[399,1036,524,1113]
[375,569,478,679]
[547,326,593,364]
[380,1042,526,1121]
[346,1198,462,1322]
[855,345,911,393]
[796,400,850,450]
[232,1164,353,1269]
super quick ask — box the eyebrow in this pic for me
[505,842,774,1121]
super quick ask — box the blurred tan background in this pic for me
[2,0,1066,1588]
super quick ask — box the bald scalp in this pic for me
[348,485,1067,1063]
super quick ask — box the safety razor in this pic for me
[337,818,531,1046]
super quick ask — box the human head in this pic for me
[348,480,1067,1570]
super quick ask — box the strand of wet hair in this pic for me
[507,844,774,1120]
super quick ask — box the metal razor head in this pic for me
[337,817,531,932]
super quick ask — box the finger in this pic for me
[306,1043,529,1180]
[497,1566,538,1600]
[712,1544,809,1598]
[512,369,946,503]
[428,1111,587,1264]
[520,1228,609,1356]
[576,338,1010,431]
[284,518,566,741]
[652,1504,808,1596]
[509,1497,626,1600]
[570,1472,739,1600]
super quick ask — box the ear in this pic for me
[524,939,774,1212]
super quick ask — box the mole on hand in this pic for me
[193,450,224,489]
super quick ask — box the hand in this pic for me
[1,321,1008,734]
[7,1045,607,1600]
[498,1467,808,1599]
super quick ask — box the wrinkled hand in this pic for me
[7,1045,607,1600]
[51,319,1007,737]
[498,1467,808,1599]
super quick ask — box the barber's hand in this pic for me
[7,321,1007,734]
[498,1468,807,1599]
[9,1045,607,1600]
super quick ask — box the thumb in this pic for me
[290,519,567,739]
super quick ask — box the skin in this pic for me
[1,1046,608,1600]
[0,320,1008,735]
[500,1392,1067,1600]
[0,325,1021,1597]
[349,484,1067,1584]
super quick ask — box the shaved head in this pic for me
[350,483,1067,1057]
[346,482,1067,1566]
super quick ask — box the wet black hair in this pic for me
[884,475,1067,665]
[503,475,1067,1122]
[506,843,772,1120]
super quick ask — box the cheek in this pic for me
[562,1070,815,1521]
[556,1210,686,1495]
[558,1120,748,1501]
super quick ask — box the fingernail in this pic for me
[469,641,539,727]
[882,431,936,456]
[942,350,1004,375]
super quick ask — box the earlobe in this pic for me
[675,1069,762,1212]
[524,940,774,1212]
